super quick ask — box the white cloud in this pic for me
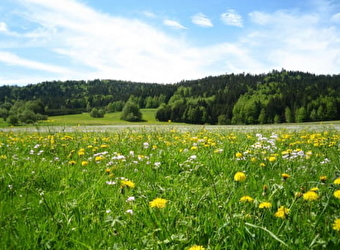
[163,19,187,29]
[249,11,270,25]
[191,13,213,27]
[0,50,72,74]
[0,22,8,32]
[142,11,156,18]
[243,9,340,74]
[221,9,243,27]
[331,12,340,22]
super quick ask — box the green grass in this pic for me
[41,109,162,126]
[0,128,340,249]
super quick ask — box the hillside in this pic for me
[1,69,340,125]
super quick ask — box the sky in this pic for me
[0,0,340,86]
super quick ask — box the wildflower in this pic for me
[268,156,276,162]
[68,160,76,165]
[333,190,340,199]
[274,206,290,219]
[121,180,135,189]
[81,161,89,167]
[333,218,340,231]
[126,209,134,215]
[259,202,272,209]
[149,198,168,208]
[260,163,266,167]
[295,192,303,198]
[319,176,327,183]
[281,173,290,180]
[106,181,116,185]
[95,155,105,161]
[334,178,340,185]
[126,196,135,202]
[188,245,205,250]
[303,191,319,201]
[235,152,243,158]
[234,172,246,182]
[310,187,319,192]
[240,196,254,203]
[78,148,85,156]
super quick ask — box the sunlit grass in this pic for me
[0,128,340,249]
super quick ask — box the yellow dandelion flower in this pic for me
[274,206,290,219]
[268,156,276,162]
[281,173,290,180]
[81,161,89,167]
[68,160,76,165]
[310,187,319,192]
[303,191,319,201]
[234,172,246,182]
[319,176,327,183]
[188,245,205,250]
[333,218,340,231]
[78,148,85,156]
[235,152,243,158]
[95,155,105,161]
[121,180,135,188]
[260,163,266,167]
[240,196,254,203]
[259,202,272,209]
[334,178,340,185]
[149,198,168,208]
[333,190,340,199]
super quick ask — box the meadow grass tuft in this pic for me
[0,127,340,249]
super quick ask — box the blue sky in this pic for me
[0,0,340,86]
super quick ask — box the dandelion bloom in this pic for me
[303,191,319,201]
[81,161,89,167]
[234,172,246,182]
[268,156,276,162]
[334,178,340,185]
[240,196,254,203]
[333,218,340,231]
[149,198,168,208]
[68,160,76,165]
[235,152,243,158]
[319,176,327,183]
[120,180,135,188]
[281,173,290,180]
[259,202,272,209]
[333,190,340,199]
[274,206,290,219]
[188,245,205,250]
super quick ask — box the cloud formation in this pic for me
[0,22,8,32]
[163,19,187,29]
[191,13,213,27]
[221,9,243,27]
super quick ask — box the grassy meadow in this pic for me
[1,125,340,249]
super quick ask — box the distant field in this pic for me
[0,109,171,128]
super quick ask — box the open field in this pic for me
[1,125,340,249]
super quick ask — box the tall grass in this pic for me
[0,128,340,249]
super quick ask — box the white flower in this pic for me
[126,209,134,215]
[189,155,197,160]
[143,142,149,149]
[106,181,116,185]
[126,196,135,202]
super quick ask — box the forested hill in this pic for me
[1,69,340,125]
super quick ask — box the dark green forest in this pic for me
[1,69,340,125]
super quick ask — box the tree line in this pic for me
[1,69,340,125]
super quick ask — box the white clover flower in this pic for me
[126,196,135,202]
[106,181,116,185]
[126,209,134,215]
[143,142,149,149]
